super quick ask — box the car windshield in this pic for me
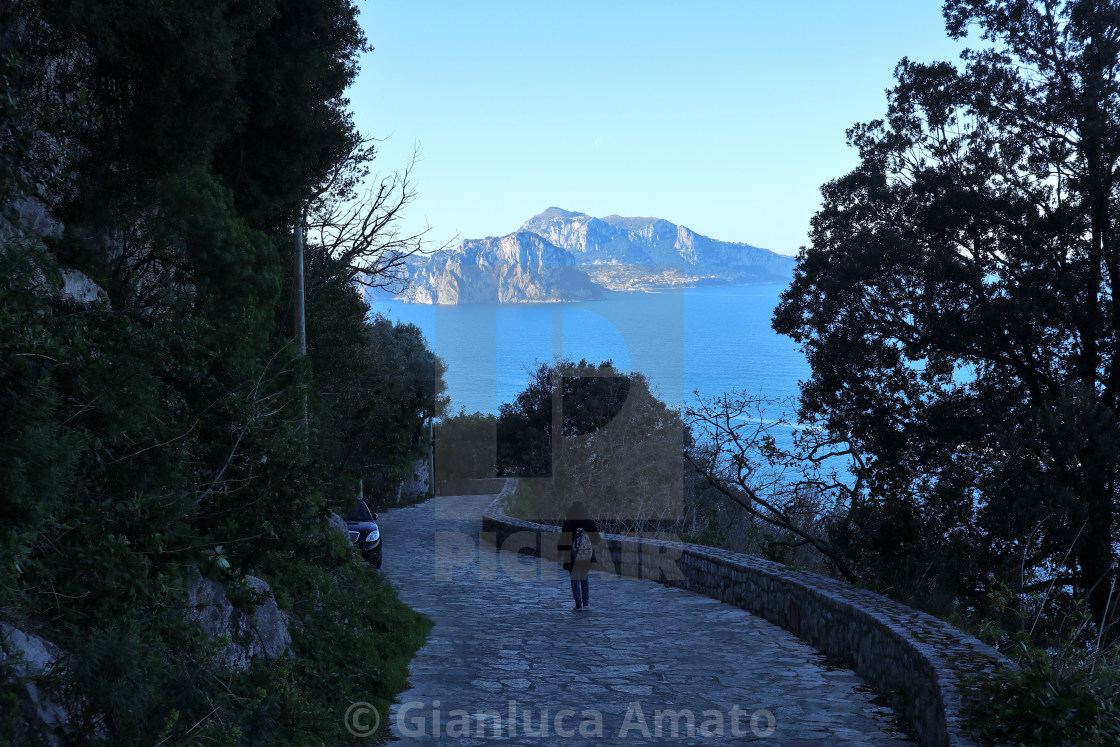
[345,499,374,523]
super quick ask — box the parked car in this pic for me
[345,499,382,568]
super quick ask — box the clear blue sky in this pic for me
[348,1,966,257]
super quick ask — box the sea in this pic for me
[367,283,809,419]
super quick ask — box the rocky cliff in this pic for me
[522,207,795,287]
[403,230,603,304]
[398,208,795,303]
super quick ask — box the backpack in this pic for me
[572,527,593,563]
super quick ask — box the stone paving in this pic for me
[378,494,912,745]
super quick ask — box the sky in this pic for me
[348,1,967,257]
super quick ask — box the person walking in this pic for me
[559,500,599,612]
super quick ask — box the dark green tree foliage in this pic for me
[435,410,498,482]
[772,0,1120,630]
[306,244,447,498]
[213,0,368,233]
[496,361,561,477]
[31,1,257,177]
[497,359,688,529]
[497,359,631,477]
[2,0,434,742]
[24,1,265,279]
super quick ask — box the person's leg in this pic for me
[579,576,589,608]
[570,576,582,609]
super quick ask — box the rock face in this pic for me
[0,571,295,742]
[60,268,106,304]
[404,231,602,304]
[0,623,69,746]
[523,207,795,287]
[327,512,349,537]
[399,208,795,303]
[400,458,431,503]
[185,570,293,672]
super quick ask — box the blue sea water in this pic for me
[368,283,809,416]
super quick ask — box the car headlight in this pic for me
[364,527,380,545]
[347,530,360,544]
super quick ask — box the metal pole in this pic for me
[294,219,308,442]
[293,221,306,357]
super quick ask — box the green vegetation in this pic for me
[767,0,1120,738]
[1,0,440,742]
[11,0,1115,740]
[964,602,1120,745]
[494,359,688,532]
[434,409,498,484]
[771,0,1120,630]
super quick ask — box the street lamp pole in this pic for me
[293,219,306,357]
[294,218,308,443]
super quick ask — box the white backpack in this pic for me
[572,527,593,562]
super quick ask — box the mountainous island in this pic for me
[398,208,796,304]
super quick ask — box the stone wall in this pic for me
[480,479,1007,747]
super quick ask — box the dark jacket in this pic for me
[559,518,600,572]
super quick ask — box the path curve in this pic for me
[379,494,911,745]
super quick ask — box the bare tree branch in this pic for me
[685,390,864,582]
[304,139,452,292]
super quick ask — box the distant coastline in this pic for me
[392,208,795,305]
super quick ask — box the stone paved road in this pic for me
[378,495,912,745]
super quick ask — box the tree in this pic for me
[305,139,434,292]
[1,1,438,740]
[210,0,370,235]
[305,242,449,498]
[498,359,688,530]
[685,392,864,581]
[497,359,636,479]
[772,0,1120,630]
[434,410,498,482]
